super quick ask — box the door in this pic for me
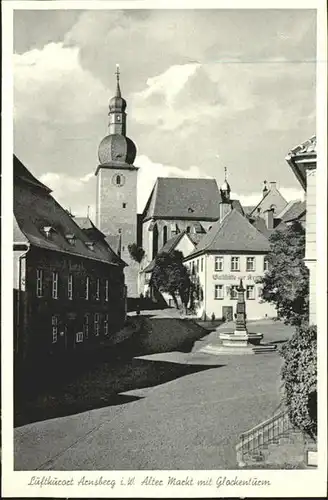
[222,306,233,322]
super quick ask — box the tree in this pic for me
[128,243,145,264]
[280,324,317,438]
[260,221,309,326]
[150,250,191,310]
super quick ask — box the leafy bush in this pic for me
[128,243,145,263]
[280,324,317,438]
[261,222,309,326]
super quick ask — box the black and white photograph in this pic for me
[2,0,327,497]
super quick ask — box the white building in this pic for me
[286,135,317,325]
[184,193,277,321]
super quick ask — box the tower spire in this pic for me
[115,63,121,98]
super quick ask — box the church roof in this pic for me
[142,177,244,222]
[187,208,270,257]
[14,155,122,266]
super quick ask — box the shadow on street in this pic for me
[15,315,221,427]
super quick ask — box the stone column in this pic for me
[234,279,248,335]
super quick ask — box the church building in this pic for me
[95,66,139,297]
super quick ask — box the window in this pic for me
[52,272,58,299]
[94,313,100,336]
[246,285,255,300]
[52,315,58,343]
[263,257,269,271]
[163,226,168,245]
[122,202,127,208]
[104,315,109,336]
[230,285,238,299]
[105,279,109,302]
[96,279,100,301]
[85,277,90,300]
[68,274,73,300]
[186,226,191,234]
[246,257,255,272]
[76,332,84,343]
[116,175,121,185]
[214,256,224,272]
[196,259,199,273]
[201,258,204,272]
[214,284,224,300]
[84,314,89,339]
[36,269,43,297]
[231,257,240,271]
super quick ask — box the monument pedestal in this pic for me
[197,280,276,356]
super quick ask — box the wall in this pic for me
[96,166,138,296]
[142,217,213,264]
[304,166,317,324]
[17,247,126,361]
[186,253,277,320]
[255,185,287,217]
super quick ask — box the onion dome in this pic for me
[98,134,137,165]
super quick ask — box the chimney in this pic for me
[269,181,277,190]
[219,200,232,222]
[263,208,274,230]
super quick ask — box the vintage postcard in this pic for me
[2,0,327,497]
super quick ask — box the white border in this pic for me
[2,1,327,497]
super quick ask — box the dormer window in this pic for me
[188,207,194,213]
[65,233,76,245]
[42,226,55,238]
[85,241,95,251]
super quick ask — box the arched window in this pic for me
[163,226,168,245]
[152,224,159,259]
[116,175,121,185]
[186,226,191,234]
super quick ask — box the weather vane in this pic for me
[115,63,120,81]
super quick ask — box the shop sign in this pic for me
[212,274,262,282]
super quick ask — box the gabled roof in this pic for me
[285,135,316,190]
[142,177,223,221]
[187,209,270,257]
[249,187,287,218]
[14,156,122,266]
[277,200,306,223]
[143,231,197,273]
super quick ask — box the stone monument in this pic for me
[198,279,276,355]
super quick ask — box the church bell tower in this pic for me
[95,65,139,297]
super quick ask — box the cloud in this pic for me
[233,187,304,209]
[14,42,109,124]
[14,9,316,204]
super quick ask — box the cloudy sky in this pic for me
[13,8,316,216]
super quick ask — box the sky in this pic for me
[13,8,316,217]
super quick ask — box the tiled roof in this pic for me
[142,177,223,221]
[14,155,121,266]
[189,209,270,256]
[75,216,125,266]
[279,200,306,223]
[287,135,316,157]
[142,177,244,222]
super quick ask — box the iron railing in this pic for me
[236,409,294,464]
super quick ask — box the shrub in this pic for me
[280,323,317,438]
